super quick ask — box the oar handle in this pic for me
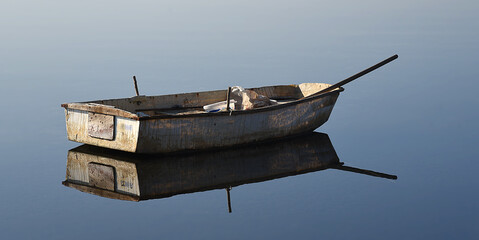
[310,54,398,97]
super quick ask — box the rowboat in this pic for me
[61,55,397,153]
[62,83,342,153]
[62,132,397,204]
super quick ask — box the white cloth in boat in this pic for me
[203,86,277,112]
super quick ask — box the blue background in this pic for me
[0,1,478,239]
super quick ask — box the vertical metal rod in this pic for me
[226,87,232,111]
[226,187,232,213]
[133,76,140,96]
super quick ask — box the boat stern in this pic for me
[62,103,141,152]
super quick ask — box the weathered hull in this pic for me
[63,84,342,153]
[136,92,340,153]
[65,109,140,152]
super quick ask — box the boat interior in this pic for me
[69,83,333,117]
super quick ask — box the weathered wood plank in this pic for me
[88,113,115,140]
[65,109,140,152]
[62,103,139,120]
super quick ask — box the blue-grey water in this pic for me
[1,0,478,239]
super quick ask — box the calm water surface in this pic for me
[1,1,478,239]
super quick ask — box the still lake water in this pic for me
[1,1,478,239]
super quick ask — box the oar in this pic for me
[305,54,398,98]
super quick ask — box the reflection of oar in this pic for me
[304,54,398,99]
[332,163,398,180]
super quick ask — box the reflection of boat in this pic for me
[61,56,398,153]
[63,132,397,209]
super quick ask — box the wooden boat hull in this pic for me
[63,84,342,153]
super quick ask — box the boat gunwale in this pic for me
[60,103,141,120]
[61,85,344,120]
[136,87,344,120]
